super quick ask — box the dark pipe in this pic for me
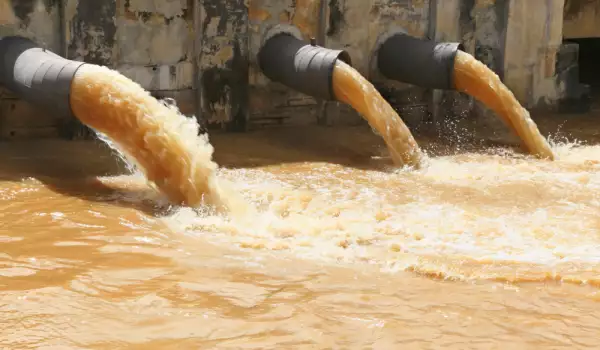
[376,32,463,90]
[0,36,86,119]
[258,32,352,101]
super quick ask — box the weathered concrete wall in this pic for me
[245,0,323,128]
[197,0,248,131]
[0,0,63,139]
[503,0,565,108]
[113,0,195,115]
[65,0,195,108]
[563,0,600,39]
[1,0,199,139]
[244,0,432,128]
[1,0,594,141]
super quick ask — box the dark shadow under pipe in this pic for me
[258,32,352,101]
[376,32,464,90]
[0,36,86,119]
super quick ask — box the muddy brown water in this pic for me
[1,121,600,349]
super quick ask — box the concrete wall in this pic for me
[0,0,63,139]
[563,0,600,39]
[503,0,565,108]
[245,0,432,129]
[1,0,597,140]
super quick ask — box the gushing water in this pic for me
[453,50,555,160]
[332,60,425,168]
[1,56,600,347]
[70,64,248,215]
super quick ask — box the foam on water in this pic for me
[163,141,600,284]
[66,61,599,285]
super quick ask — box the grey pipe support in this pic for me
[376,31,464,90]
[0,36,86,119]
[257,32,352,101]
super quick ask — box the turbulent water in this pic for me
[0,45,597,349]
[1,121,600,348]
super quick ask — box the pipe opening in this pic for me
[375,31,463,90]
[0,36,85,119]
[257,31,352,101]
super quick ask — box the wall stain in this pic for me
[199,0,248,129]
[67,0,116,65]
[327,0,343,36]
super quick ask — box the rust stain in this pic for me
[279,10,291,22]
[291,0,319,38]
[248,0,272,22]
[216,46,234,63]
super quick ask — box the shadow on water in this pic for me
[208,123,550,170]
[0,139,180,293]
[0,139,173,217]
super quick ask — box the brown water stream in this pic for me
[453,50,555,160]
[1,123,600,348]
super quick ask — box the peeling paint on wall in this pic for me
[0,0,65,139]
[0,0,61,50]
[197,0,249,130]
[66,0,116,65]
[128,0,187,18]
[474,0,507,79]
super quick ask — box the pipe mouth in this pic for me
[257,27,353,101]
[437,42,465,89]
[0,36,86,119]
[370,27,410,80]
[371,27,464,90]
[336,50,352,66]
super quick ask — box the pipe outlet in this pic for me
[257,26,352,101]
[375,29,463,90]
[0,36,86,119]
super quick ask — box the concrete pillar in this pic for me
[503,0,566,108]
[428,0,462,132]
[196,0,249,131]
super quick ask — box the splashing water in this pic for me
[66,60,600,286]
[69,64,249,216]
